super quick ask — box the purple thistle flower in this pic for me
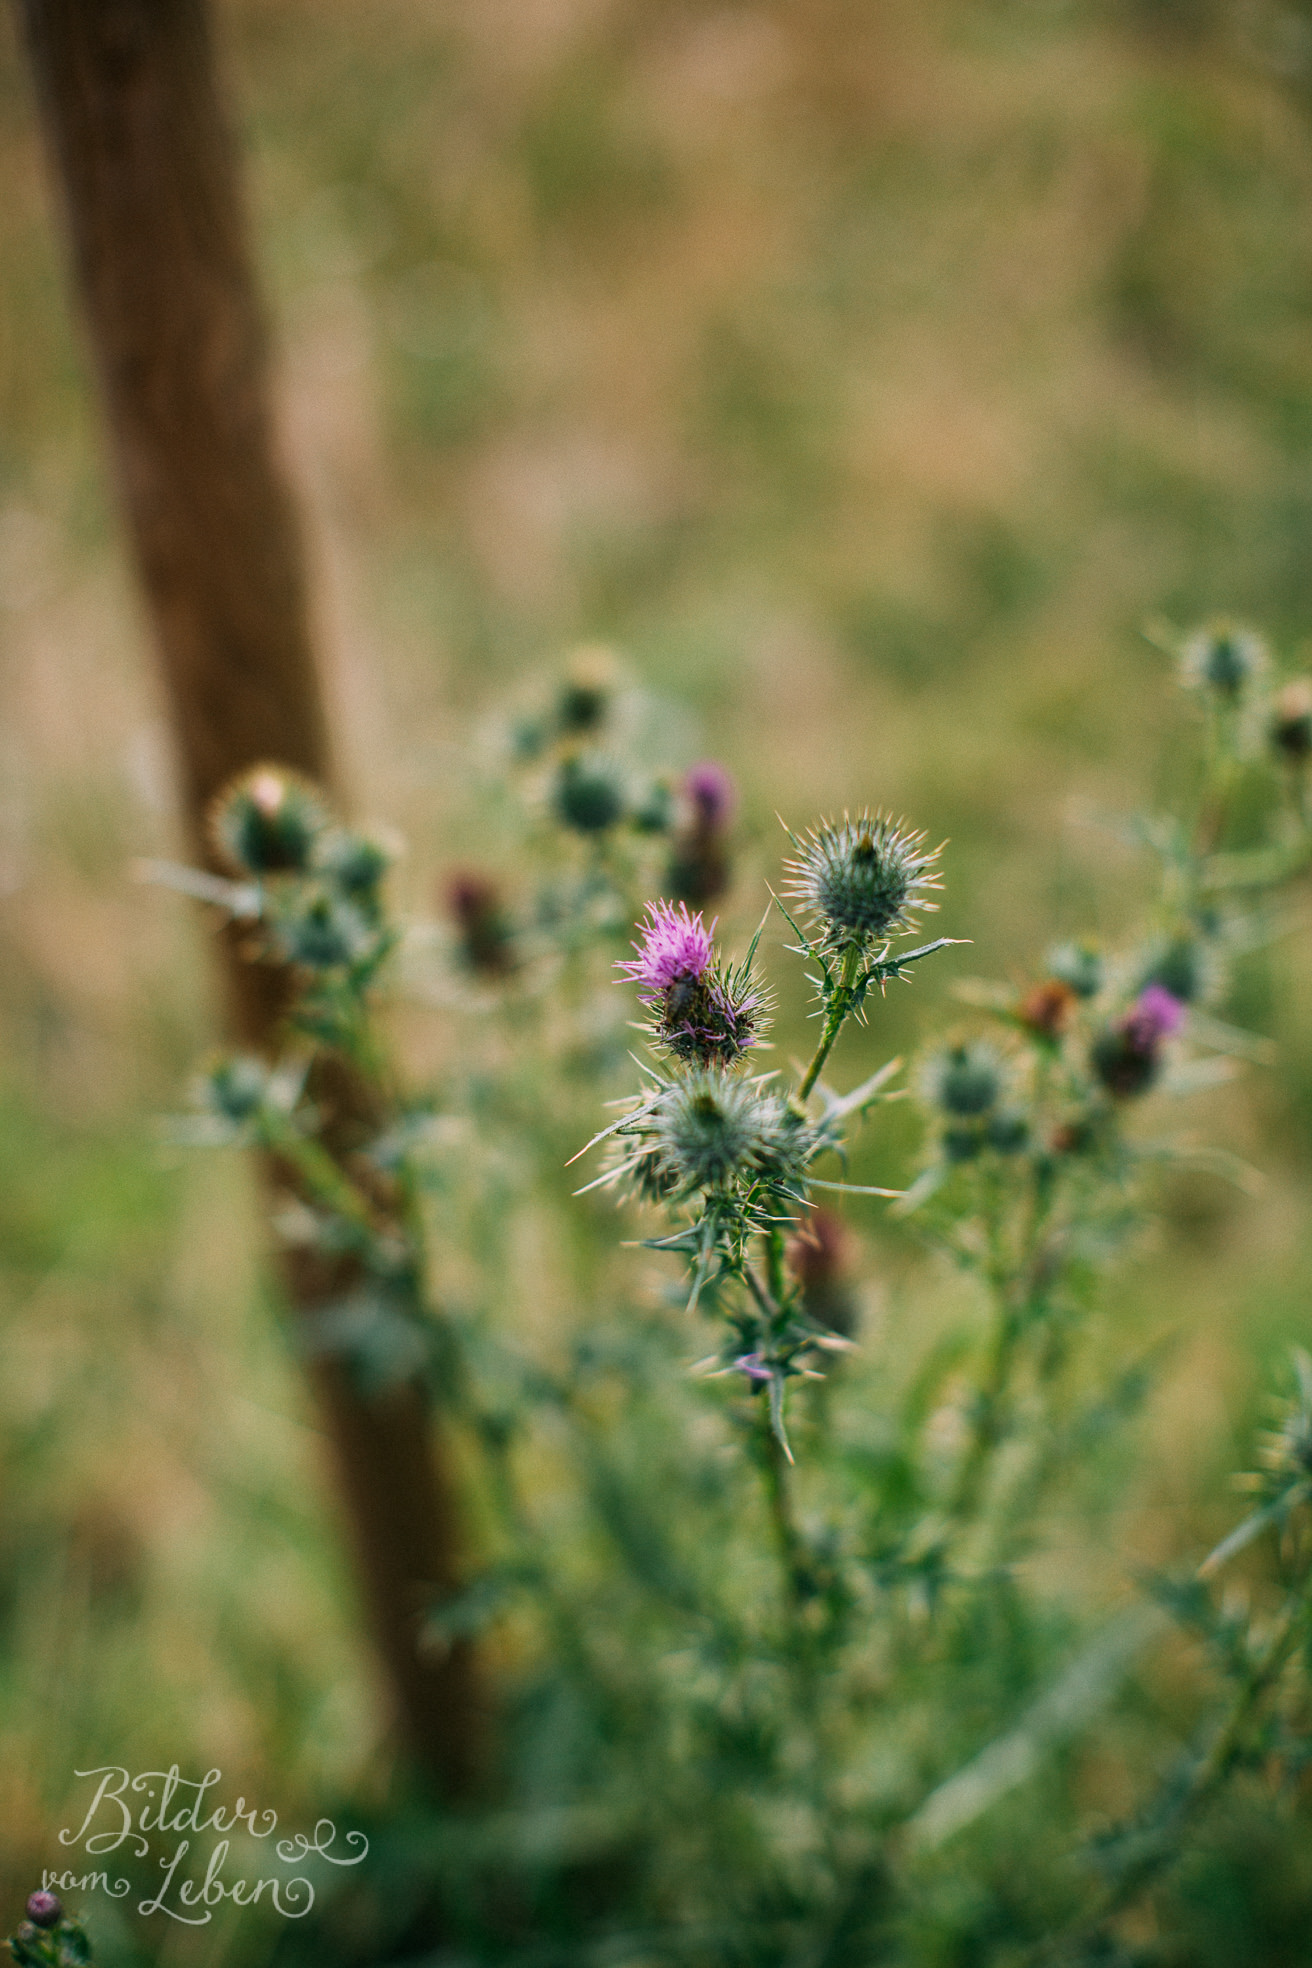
[618,901,714,1002]
[1090,985,1186,1098]
[26,1891,62,1929]
[684,760,736,833]
[1125,984,1186,1048]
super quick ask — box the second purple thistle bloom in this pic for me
[618,900,765,1068]
[618,900,715,1001]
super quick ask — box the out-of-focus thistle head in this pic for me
[649,1072,805,1194]
[553,751,626,834]
[201,1054,270,1126]
[921,1039,1004,1118]
[1179,620,1269,702]
[447,870,517,976]
[25,1891,62,1931]
[1090,984,1185,1098]
[1018,978,1077,1040]
[554,646,616,735]
[208,763,331,876]
[314,828,394,910]
[268,883,378,971]
[1138,932,1224,1009]
[1270,679,1312,763]
[788,1206,860,1337]
[1045,940,1104,1000]
[618,902,767,1066]
[784,810,942,952]
[684,760,736,834]
[666,761,736,906]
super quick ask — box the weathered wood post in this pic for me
[16,0,478,1794]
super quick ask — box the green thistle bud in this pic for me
[553,752,626,834]
[784,810,942,951]
[987,1108,1030,1155]
[1045,940,1103,999]
[922,1040,1003,1119]
[1179,620,1268,702]
[1138,933,1222,1008]
[269,883,378,971]
[208,764,331,876]
[651,1072,795,1193]
[555,647,615,734]
[314,828,394,906]
[203,1054,270,1125]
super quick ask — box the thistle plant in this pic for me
[152,627,1312,1967]
[573,807,960,1625]
[6,1894,92,1968]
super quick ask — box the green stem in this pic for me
[798,945,863,1102]
[759,1407,810,1608]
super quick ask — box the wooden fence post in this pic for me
[17,0,479,1796]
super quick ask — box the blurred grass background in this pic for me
[6,0,1312,1952]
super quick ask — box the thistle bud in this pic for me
[785,810,942,952]
[555,647,615,734]
[268,884,376,971]
[447,871,517,976]
[1018,979,1077,1039]
[987,1109,1030,1155]
[631,781,675,835]
[1045,941,1103,1000]
[553,752,626,834]
[651,1073,800,1194]
[1139,934,1220,1008]
[1179,620,1268,702]
[788,1208,859,1337]
[923,1041,1003,1118]
[202,1054,269,1125]
[1090,985,1184,1098]
[315,829,393,908]
[1270,679,1312,763]
[667,761,736,906]
[25,1892,61,1930]
[208,764,330,876]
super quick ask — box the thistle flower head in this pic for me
[447,870,517,976]
[268,883,378,971]
[1090,985,1184,1098]
[25,1892,62,1930]
[555,646,616,734]
[1180,620,1269,701]
[208,763,331,876]
[1127,983,1186,1045]
[1139,933,1223,1009]
[1270,679,1312,762]
[648,1072,803,1194]
[553,751,626,834]
[314,827,394,906]
[784,810,942,950]
[1045,940,1104,1000]
[202,1054,270,1126]
[920,1039,1005,1118]
[619,904,767,1066]
[618,901,714,999]
[685,760,736,833]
